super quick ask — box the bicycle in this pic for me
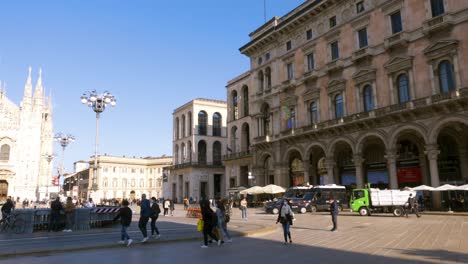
[0,211,25,234]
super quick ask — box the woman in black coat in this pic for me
[200,199,219,248]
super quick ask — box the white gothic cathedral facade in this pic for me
[0,67,54,202]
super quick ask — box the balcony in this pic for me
[169,161,224,170]
[325,59,343,73]
[302,70,318,82]
[222,150,252,161]
[423,13,454,36]
[351,47,372,62]
[384,32,408,50]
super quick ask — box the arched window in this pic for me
[175,117,180,140]
[188,112,192,136]
[213,112,222,137]
[181,143,186,163]
[0,144,10,161]
[181,115,186,138]
[140,179,144,187]
[438,60,455,93]
[265,67,271,90]
[174,145,179,164]
[258,71,264,93]
[363,85,374,112]
[198,111,207,135]
[242,86,249,116]
[198,140,207,164]
[262,104,271,136]
[310,101,318,125]
[232,91,238,120]
[213,141,222,165]
[334,94,344,119]
[397,74,410,103]
[431,0,445,17]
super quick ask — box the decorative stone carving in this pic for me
[327,79,346,94]
[384,56,413,74]
[423,40,458,61]
[352,68,376,85]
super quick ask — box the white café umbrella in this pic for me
[239,186,264,195]
[456,184,468,191]
[262,184,286,194]
[433,184,459,191]
[412,185,435,191]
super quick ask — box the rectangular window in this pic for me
[306,29,313,40]
[390,11,403,34]
[358,28,368,48]
[287,63,294,80]
[257,57,262,65]
[265,52,270,61]
[331,41,339,60]
[307,53,315,71]
[286,41,292,51]
[329,16,337,28]
[356,1,365,13]
[431,0,445,17]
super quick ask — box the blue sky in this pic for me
[0,0,304,173]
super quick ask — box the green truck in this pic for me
[350,186,416,217]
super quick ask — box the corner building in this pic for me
[166,99,227,202]
[227,0,468,207]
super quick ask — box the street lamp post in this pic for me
[43,153,55,200]
[81,90,116,200]
[54,133,75,196]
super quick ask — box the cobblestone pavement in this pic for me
[1,207,467,264]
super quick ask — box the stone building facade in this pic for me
[165,98,227,202]
[227,0,468,207]
[77,155,172,202]
[0,67,54,201]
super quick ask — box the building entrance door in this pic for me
[0,180,7,202]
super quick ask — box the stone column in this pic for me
[425,144,441,209]
[419,154,429,186]
[324,158,336,184]
[275,162,289,188]
[354,154,365,188]
[303,161,310,185]
[458,148,468,182]
[385,149,398,189]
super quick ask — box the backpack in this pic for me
[224,213,230,223]
[152,203,161,216]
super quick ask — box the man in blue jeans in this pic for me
[138,194,151,243]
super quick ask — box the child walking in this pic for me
[114,199,133,247]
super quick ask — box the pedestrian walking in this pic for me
[49,197,63,232]
[163,199,170,216]
[183,198,189,210]
[138,194,151,243]
[169,199,175,216]
[240,197,248,220]
[405,193,421,218]
[276,199,293,244]
[216,200,232,244]
[114,199,133,247]
[63,197,75,232]
[150,197,161,239]
[200,199,219,248]
[1,197,14,221]
[330,196,339,232]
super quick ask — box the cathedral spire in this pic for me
[23,66,33,99]
[33,68,44,107]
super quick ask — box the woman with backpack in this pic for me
[150,197,161,239]
[200,199,219,248]
[216,200,232,244]
[276,199,294,245]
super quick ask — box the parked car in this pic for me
[307,185,349,213]
[264,199,283,214]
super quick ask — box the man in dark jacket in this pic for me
[330,196,339,232]
[405,193,421,218]
[200,199,219,248]
[1,197,14,222]
[150,197,161,239]
[138,194,151,243]
[49,197,63,232]
[114,199,133,246]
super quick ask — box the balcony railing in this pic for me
[169,161,224,170]
[423,13,454,35]
[222,150,252,161]
[384,32,408,50]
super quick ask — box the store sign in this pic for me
[397,167,422,183]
